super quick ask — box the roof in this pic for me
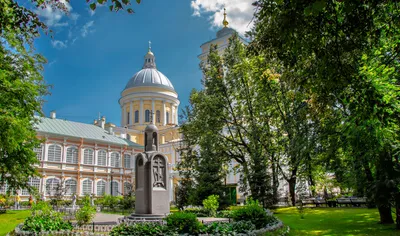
[35,116,142,148]
[124,68,175,92]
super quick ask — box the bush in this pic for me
[75,204,96,226]
[232,199,278,229]
[31,201,51,213]
[102,194,123,209]
[22,210,73,233]
[231,220,256,233]
[216,210,234,218]
[165,212,202,234]
[110,223,177,236]
[183,207,208,217]
[202,195,219,217]
[120,195,135,210]
[201,222,233,235]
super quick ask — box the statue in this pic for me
[41,192,46,202]
[90,194,95,206]
[72,193,77,209]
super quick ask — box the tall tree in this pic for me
[252,0,400,224]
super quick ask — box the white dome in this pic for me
[124,48,175,92]
[125,68,175,91]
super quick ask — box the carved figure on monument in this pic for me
[153,156,165,188]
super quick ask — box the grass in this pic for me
[273,207,398,236]
[0,210,30,236]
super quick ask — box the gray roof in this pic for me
[124,68,175,91]
[35,117,142,148]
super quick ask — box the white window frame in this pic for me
[83,149,94,165]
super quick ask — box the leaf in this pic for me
[136,0,141,3]
[90,3,96,11]
[97,0,106,4]
[122,0,130,5]
[109,5,114,11]
[127,8,134,14]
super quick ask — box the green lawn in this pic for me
[0,210,30,236]
[273,207,398,236]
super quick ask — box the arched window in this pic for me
[124,154,131,168]
[124,182,132,195]
[21,177,40,196]
[156,110,161,123]
[97,150,107,166]
[0,182,8,194]
[83,149,94,165]
[46,178,60,196]
[145,110,150,122]
[111,181,119,196]
[48,144,62,162]
[97,180,106,196]
[34,145,43,161]
[82,179,92,195]
[65,179,77,195]
[166,112,169,124]
[134,110,139,123]
[110,152,120,167]
[66,147,78,163]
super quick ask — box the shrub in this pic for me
[216,210,234,218]
[231,220,256,233]
[75,204,96,226]
[103,194,123,209]
[183,207,208,217]
[120,195,135,210]
[202,195,219,217]
[110,223,176,236]
[232,199,278,229]
[31,201,51,213]
[22,211,73,233]
[165,212,202,234]
[201,222,233,235]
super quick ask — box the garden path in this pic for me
[92,213,124,224]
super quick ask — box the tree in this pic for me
[0,0,142,194]
[252,0,400,224]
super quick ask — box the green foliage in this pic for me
[200,222,233,235]
[202,195,219,217]
[232,199,277,229]
[31,201,51,213]
[165,212,202,234]
[110,223,177,236]
[183,207,208,217]
[75,204,96,226]
[231,220,256,233]
[100,194,123,208]
[22,210,73,233]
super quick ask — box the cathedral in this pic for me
[2,10,249,203]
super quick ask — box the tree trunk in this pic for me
[271,153,279,204]
[288,177,296,206]
[378,205,394,224]
[395,193,400,230]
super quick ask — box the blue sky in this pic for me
[35,0,254,125]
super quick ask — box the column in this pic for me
[169,104,173,125]
[139,99,144,124]
[151,99,155,123]
[162,100,166,126]
[169,177,173,202]
[171,106,175,124]
[122,104,127,126]
[129,101,133,125]
[175,105,179,125]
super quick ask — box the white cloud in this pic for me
[190,0,255,35]
[70,13,80,23]
[72,37,78,44]
[48,60,57,67]
[81,21,95,37]
[51,40,67,49]
[35,0,73,27]
[54,22,69,27]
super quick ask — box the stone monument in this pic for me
[133,121,170,217]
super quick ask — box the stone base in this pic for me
[127,213,166,221]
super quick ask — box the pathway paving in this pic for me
[92,213,124,224]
